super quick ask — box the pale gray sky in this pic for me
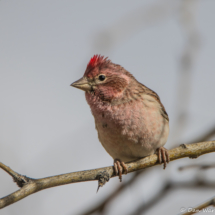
[0,0,215,214]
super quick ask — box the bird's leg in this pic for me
[156,147,170,169]
[113,159,128,182]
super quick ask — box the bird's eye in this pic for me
[98,75,106,81]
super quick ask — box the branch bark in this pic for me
[0,140,215,209]
[82,171,145,215]
[81,126,215,215]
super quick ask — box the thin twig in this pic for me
[81,171,144,215]
[133,181,215,215]
[133,183,172,215]
[94,0,176,52]
[190,126,215,144]
[171,0,200,146]
[83,126,215,215]
[180,196,215,215]
[179,164,215,171]
[0,162,32,187]
[0,140,215,209]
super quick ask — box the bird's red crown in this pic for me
[84,55,109,77]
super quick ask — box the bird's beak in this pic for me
[70,77,92,91]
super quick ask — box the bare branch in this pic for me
[83,126,215,215]
[81,171,145,215]
[93,0,177,52]
[0,162,32,188]
[180,196,215,215]
[189,126,215,143]
[171,0,200,146]
[0,140,215,209]
[133,181,215,215]
[179,164,215,171]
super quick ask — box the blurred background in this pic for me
[0,0,215,214]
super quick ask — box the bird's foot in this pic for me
[113,159,128,182]
[156,147,170,169]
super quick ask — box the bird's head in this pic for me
[71,55,134,102]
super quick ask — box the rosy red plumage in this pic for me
[87,55,104,69]
[71,55,169,182]
[85,55,109,78]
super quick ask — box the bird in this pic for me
[71,55,169,182]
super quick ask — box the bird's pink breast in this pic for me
[85,92,169,162]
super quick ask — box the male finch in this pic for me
[71,55,169,182]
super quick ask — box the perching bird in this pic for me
[71,55,169,182]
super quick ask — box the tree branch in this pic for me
[81,126,215,215]
[179,163,215,171]
[81,171,145,215]
[181,196,215,215]
[0,140,215,209]
[189,126,215,144]
[133,181,215,215]
[0,162,32,188]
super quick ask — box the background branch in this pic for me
[189,126,215,144]
[81,125,215,215]
[133,181,215,215]
[0,140,215,209]
[82,171,146,215]
[180,196,215,215]
[179,164,215,171]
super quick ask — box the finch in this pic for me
[71,55,169,181]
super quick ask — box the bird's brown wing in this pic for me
[140,83,169,122]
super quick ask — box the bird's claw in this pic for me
[113,159,128,182]
[157,147,170,169]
